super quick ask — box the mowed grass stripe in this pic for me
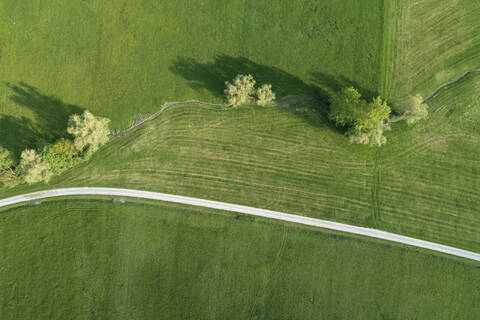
[3,71,479,251]
[383,0,480,102]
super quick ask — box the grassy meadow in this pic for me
[2,73,480,253]
[1,199,479,319]
[1,1,480,318]
[0,0,384,157]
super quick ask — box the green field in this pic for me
[1,199,478,319]
[381,0,480,102]
[2,73,480,253]
[1,1,480,318]
[0,0,384,156]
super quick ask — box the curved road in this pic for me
[1,187,479,262]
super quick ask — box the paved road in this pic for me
[1,187,479,262]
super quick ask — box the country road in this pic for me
[0,187,479,262]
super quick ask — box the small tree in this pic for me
[0,146,14,173]
[329,87,391,132]
[256,84,276,106]
[400,95,429,124]
[328,86,365,128]
[225,74,256,107]
[67,111,110,152]
[0,146,17,187]
[348,124,389,147]
[52,138,76,158]
[329,87,391,146]
[42,138,77,175]
[18,149,51,184]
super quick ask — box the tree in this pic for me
[0,146,14,172]
[348,124,390,147]
[52,138,76,158]
[67,111,110,152]
[42,138,76,175]
[256,84,276,106]
[225,74,256,107]
[0,146,17,187]
[399,94,429,124]
[18,149,51,184]
[329,87,391,132]
[328,87,391,146]
[328,86,365,128]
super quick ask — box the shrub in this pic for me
[52,138,76,158]
[18,149,51,184]
[0,146,17,187]
[0,146,14,172]
[67,111,110,152]
[400,95,429,124]
[0,170,18,187]
[347,124,390,147]
[329,87,391,132]
[225,74,256,107]
[42,139,76,175]
[256,84,276,106]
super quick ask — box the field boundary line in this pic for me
[1,187,479,262]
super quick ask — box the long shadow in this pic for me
[169,55,338,129]
[0,82,83,158]
[309,71,378,101]
[169,55,323,100]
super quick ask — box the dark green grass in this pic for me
[0,0,384,155]
[0,199,479,319]
[2,75,480,253]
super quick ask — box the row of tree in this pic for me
[223,75,428,146]
[0,111,110,187]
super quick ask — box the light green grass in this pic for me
[2,74,480,252]
[0,0,384,155]
[381,0,480,102]
[1,199,479,319]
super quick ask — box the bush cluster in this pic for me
[0,110,110,187]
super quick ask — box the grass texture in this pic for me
[2,73,480,253]
[0,199,478,319]
[0,0,383,156]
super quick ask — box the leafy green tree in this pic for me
[52,138,76,158]
[225,74,256,107]
[328,87,391,146]
[329,87,391,132]
[399,94,429,124]
[328,86,365,128]
[42,138,76,175]
[256,84,276,106]
[0,146,14,172]
[67,111,110,152]
[348,124,389,147]
[18,149,51,184]
[0,146,17,187]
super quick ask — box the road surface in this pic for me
[1,187,479,262]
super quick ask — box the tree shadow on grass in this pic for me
[309,71,379,101]
[169,55,339,128]
[169,55,323,100]
[0,82,83,158]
